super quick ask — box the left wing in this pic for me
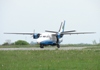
[61,32,96,35]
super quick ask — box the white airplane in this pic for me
[4,20,95,48]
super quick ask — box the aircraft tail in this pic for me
[45,20,76,33]
[58,20,65,33]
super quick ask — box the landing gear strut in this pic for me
[56,35,60,48]
[57,44,60,48]
[40,44,44,48]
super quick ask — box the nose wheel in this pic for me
[40,44,44,48]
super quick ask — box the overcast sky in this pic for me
[0,0,100,44]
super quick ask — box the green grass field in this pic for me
[0,50,100,70]
[0,44,100,48]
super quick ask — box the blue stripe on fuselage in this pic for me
[40,40,56,45]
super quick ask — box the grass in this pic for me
[86,46,100,49]
[0,50,100,70]
[0,45,40,48]
[0,44,100,48]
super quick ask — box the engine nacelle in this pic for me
[33,33,40,39]
[56,34,63,39]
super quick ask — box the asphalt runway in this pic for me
[0,47,86,50]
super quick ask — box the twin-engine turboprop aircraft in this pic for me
[4,20,95,48]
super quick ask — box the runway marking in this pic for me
[0,47,87,50]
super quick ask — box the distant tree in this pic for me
[15,40,29,45]
[2,39,11,46]
[92,40,97,45]
[2,42,9,46]
[30,41,36,45]
[5,39,11,44]
[11,43,15,45]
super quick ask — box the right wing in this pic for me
[4,32,36,35]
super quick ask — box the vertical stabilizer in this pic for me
[59,20,65,33]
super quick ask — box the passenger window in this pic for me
[43,36,46,37]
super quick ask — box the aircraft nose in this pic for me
[37,41,40,44]
[37,39,42,44]
[37,38,50,44]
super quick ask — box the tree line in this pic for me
[1,40,100,46]
[2,40,30,45]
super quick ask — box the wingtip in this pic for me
[4,33,7,34]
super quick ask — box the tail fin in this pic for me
[59,20,65,33]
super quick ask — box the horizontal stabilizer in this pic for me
[61,30,76,34]
[52,32,95,36]
[45,30,76,33]
[45,30,58,33]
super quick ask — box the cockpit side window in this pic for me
[39,35,50,38]
[43,36,46,37]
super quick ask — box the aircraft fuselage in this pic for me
[37,33,63,46]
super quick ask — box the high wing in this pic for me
[61,32,96,35]
[4,32,36,35]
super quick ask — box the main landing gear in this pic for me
[57,44,60,48]
[40,44,44,48]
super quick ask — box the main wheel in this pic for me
[40,44,44,48]
[57,44,60,48]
